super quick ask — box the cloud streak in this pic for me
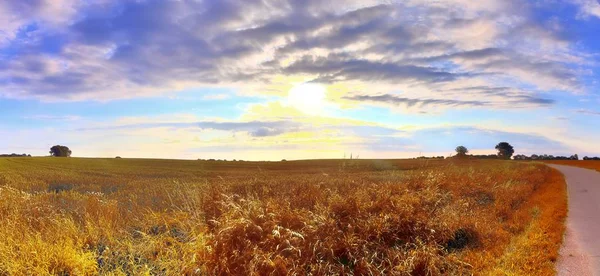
[576,109,600,115]
[76,120,303,137]
[344,90,555,109]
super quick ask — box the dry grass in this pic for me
[0,157,566,275]
[543,160,600,172]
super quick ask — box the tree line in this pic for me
[453,142,515,159]
[454,143,600,161]
[513,154,579,160]
[583,156,600,160]
[0,153,31,157]
[1,146,73,158]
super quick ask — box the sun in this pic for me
[287,83,327,115]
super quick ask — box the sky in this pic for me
[1,0,599,160]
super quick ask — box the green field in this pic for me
[0,157,566,275]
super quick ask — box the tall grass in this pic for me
[0,158,566,275]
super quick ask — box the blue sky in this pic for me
[0,0,599,160]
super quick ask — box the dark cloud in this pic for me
[414,48,579,89]
[344,91,554,109]
[441,48,506,61]
[283,55,462,84]
[444,86,555,105]
[250,127,288,137]
[344,94,488,108]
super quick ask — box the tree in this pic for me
[50,145,72,157]
[570,154,579,160]
[455,146,468,157]
[495,142,514,159]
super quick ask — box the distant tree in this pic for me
[281,159,287,162]
[514,153,583,160]
[115,156,122,159]
[49,145,71,157]
[0,153,31,157]
[513,154,527,160]
[455,146,469,157]
[495,142,514,160]
[570,154,579,160]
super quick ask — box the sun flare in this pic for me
[287,83,327,115]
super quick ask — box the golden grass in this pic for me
[0,157,566,275]
[484,166,567,275]
[543,160,600,172]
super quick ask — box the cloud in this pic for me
[0,0,78,45]
[250,127,287,137]
[343,88,554,110]
[576,109,600,115]
[571,0,600,18]
[283,55,464,84]
[0,0,591,113]
[344,94,489,108]
[76,120,303,137]
[414,48,579,91]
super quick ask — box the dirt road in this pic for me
[549,164,600,276]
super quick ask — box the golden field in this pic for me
[0,157,566,275]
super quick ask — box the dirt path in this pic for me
[549,164,600,276]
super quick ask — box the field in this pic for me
[0,158,566,275]
[543,160,600,172]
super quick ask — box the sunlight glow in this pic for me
[287,83,327,115]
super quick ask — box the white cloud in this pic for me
[572,0,600,18]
